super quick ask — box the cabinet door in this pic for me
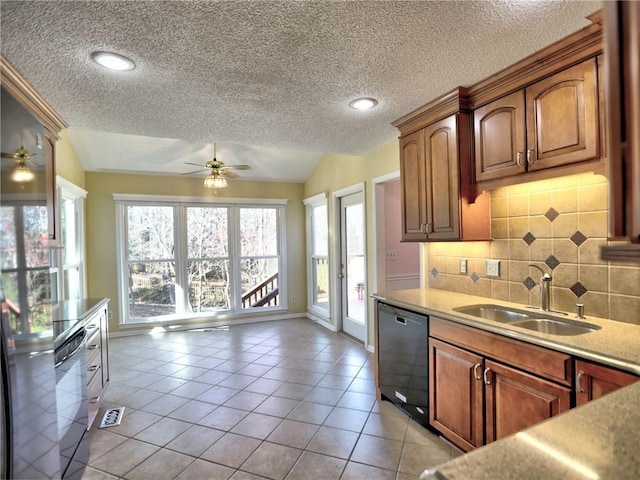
[473,90,526,182]
[526,58,600,171]
[484,359,571,444]
[576,360,639,406]
[424,115,460,240]
[429,337,483,452]
[400,129,428,241]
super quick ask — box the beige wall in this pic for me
[425,172,640,325]
[55,130,86,188]
[85,172,307,336]
[303,140,400,345]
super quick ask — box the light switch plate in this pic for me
[486,259,501,277]
[386,249,397,261]
[459,258,468,274]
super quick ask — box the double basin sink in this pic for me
[453,304,601,336]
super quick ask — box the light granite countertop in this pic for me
[371,288,640,480]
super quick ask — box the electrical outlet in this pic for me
[386,249,397,261]
[108,310,113,320]
[459,258,468,274]
[486,259,501,277]
[290,295,295,303]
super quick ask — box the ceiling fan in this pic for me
[1,146,40,182]
[182,144,250,189]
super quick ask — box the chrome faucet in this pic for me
[528,264,552,311]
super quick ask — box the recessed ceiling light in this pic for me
[91,51,135,71]
[349,97,378,111]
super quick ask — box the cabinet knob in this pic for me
[516,151,523,167]
[576,371,585,393]
[90,396,101,404]
[526,148,535,165]
[473,363,482,381]
[483,367,492,385]
[88,344,99,351]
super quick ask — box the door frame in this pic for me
[332,182,366,345]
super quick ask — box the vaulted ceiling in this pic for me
[1,1,601,182]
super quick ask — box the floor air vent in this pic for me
[99,407,125,428]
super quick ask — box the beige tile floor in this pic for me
[83,318,460,480]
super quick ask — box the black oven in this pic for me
[54,322,89,479]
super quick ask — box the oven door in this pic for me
[55,326,89,479]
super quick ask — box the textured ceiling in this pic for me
[1,0,601,182]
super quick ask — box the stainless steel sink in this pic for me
[453,304,601,335]
[508,318,601,336]
[453,304,532,323]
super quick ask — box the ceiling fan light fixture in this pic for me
[11,163,35,182]
[349,97,378,111]
[91,51,135,71]
[204,173,227,189]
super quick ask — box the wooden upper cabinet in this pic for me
[424,116,460,240]
[400,130,427,241]
[526,59,599,170]
[473,58,600,183]
[474,90,526,182]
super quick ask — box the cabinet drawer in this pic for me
[430,317,573,386]
[87,369,103,427]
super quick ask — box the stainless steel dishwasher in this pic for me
[377,302,429,426]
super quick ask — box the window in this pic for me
[55,178,87,300]
[304,194,329,316]
[116,196,286,324]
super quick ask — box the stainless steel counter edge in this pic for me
[372,289,640,375]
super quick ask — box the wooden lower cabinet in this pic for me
[575,359,639,406]
[429,337,483,451]
[429,321,571,453]
[484,359,570,444]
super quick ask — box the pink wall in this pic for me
[384,180,420,277]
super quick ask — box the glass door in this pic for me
[339,191,366,341]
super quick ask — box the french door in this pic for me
[339,191,366,341]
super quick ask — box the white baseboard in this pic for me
[306,311,337,332]
[366,344,375,353]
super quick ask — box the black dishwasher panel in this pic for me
[378,302,429,426]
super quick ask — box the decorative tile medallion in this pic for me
[523,232,536,246]
[545,255,560,270]
[470,272,480,284]
[570,282,588,298]
[523,277,537,291]
[570,231,588,247]
[431,268,438,278]
[544,207,560,222]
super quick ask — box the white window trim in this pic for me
[115,195,287,325]
[55,176,88,301]
[304,193,329,320]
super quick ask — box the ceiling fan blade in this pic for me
[184,162,205,167]
[223,164,251,170]
[221,170,239,179]
[181,168,208,175]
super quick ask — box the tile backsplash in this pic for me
[425,172,640,325]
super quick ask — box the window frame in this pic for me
[304,193,330,320]
[114,194,287,325]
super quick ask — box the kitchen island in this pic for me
[372,288,640,480]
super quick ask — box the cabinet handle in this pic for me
[88,344,99,351]
[483,367,491,385]
[90,396,101,404]
[526,148,534,165]
[88,365,100,372]
[577,371,585,393]
[516,151,523,166]
[473,363,482,381]
[86,323,98,330]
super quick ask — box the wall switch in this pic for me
[486,259,501,277]
[386,249,397,261]
[459,258,468,274]
[290,295,295,303]
[108,310,113,320]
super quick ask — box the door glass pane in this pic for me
[345,203,365,323]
